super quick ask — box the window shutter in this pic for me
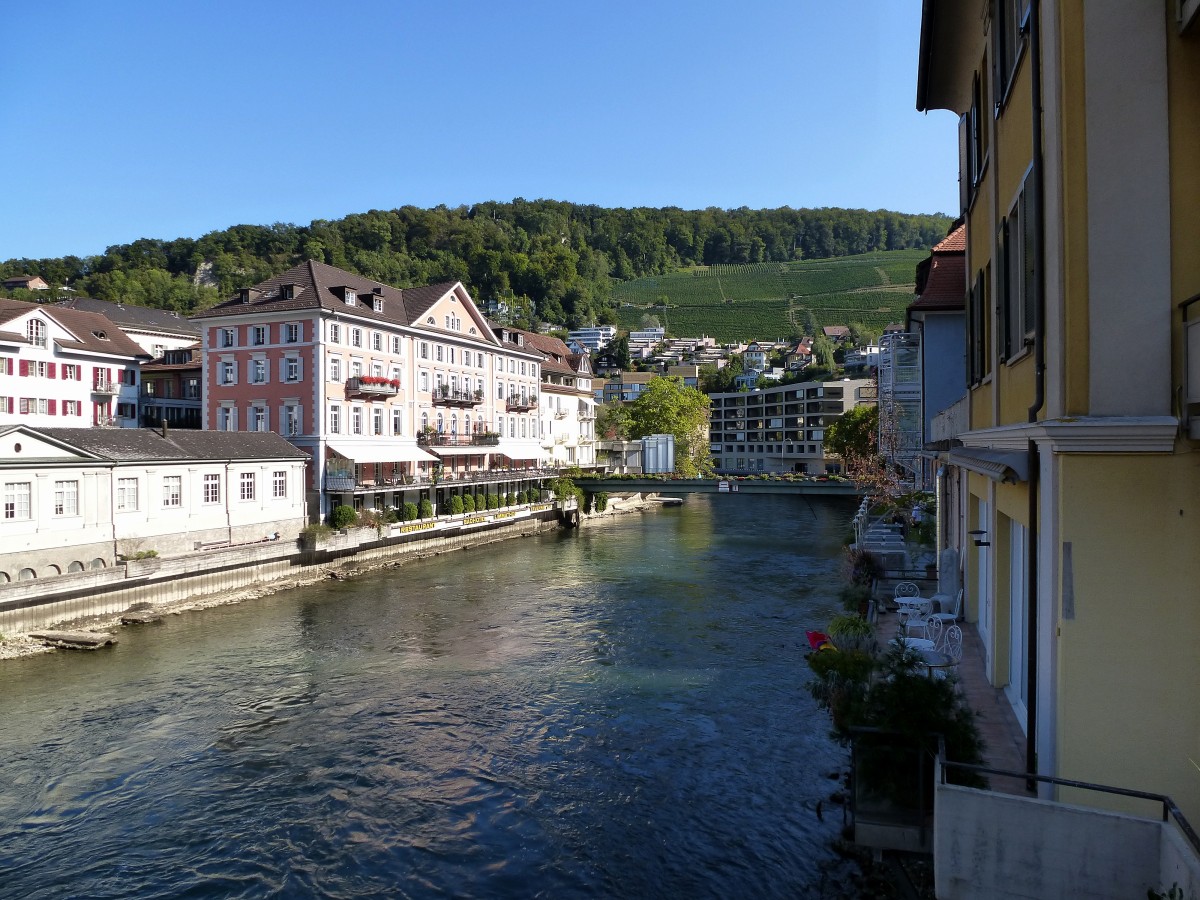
[47,362,56,378]
[49,399,57,415]
[996,217,1010,361]
[19,360,28,377]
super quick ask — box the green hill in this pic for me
[611,251,924,342]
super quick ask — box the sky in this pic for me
[0,1,959,262]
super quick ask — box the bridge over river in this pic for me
[575,477,860,496]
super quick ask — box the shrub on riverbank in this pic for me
[463,494,476,513]
[505,492,516,506]
[487,493,499,510]
[403,502,419,522]
[330,505,357,529]
[419,499,433,519]
[449,495,464,515]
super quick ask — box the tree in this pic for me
[597,402,632,439]
[823,404,900,499]
[812,334,837,371]
[626,376,713,477]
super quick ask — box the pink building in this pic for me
[192,261,546,520]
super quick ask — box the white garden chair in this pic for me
[929,589,964,627]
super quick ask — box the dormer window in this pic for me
[92,330,108,341]
[344,289,357,306]
[26,319,47,347]
[281,284,296,301]
[373,297,383,312]
[426,316,435,325]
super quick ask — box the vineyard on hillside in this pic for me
[611,250,925,342]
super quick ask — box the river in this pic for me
[0,493,857,899]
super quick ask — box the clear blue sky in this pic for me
[0,1,958,261]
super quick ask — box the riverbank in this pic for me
[0,492,659,662]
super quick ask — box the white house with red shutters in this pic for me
[192,261,548,520]
[0,298,148,428]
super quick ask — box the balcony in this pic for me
[96,416,118,427]
[346,376,399,398]
[433,386,483,408]
[417,431,500,448]
[92,380,119,395]
[506,393,537,412]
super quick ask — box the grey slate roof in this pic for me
[29,427,308,463]
[55,296,200,339]
[191,259,458,329]
[0,298,149,358]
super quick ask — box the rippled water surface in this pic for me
[0,494,855,898]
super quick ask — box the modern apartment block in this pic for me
[192,261,546,519]
[565,325,616,352]
[918,0,1200,825]
[0,298,147,428]
[708,378,875,475]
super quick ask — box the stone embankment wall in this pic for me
[0,507,565,634]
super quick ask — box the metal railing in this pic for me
[433,388,483,407]
[417,432,500,447]
[346,376,399,396]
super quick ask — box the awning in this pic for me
[327,440,439,464]
[947,447,1030,483]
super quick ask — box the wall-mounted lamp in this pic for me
[969,529,991,547]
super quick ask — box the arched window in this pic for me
[421,412,428,431]
[26,318,46,347]
[18,568,35,581]
[0,572,9,583]
[436,413,444,433]
[464,414,471,434]
[68,561,84,573]
[90,558,106,569]
[450,414,458,435]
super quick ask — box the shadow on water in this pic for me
[0,494,857,899]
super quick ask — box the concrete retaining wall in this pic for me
[0,507,562,633]
[934,780,1200,898]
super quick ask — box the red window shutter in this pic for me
[19,360,28,377]
[49,399,57,415]
[48,362,56,378]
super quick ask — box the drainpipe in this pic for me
[1026,0,1047,789]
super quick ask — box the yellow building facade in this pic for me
[919,0,1200,819]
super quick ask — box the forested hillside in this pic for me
[0,200,951,329]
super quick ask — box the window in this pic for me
[998,177,1037,361]
[63,400,81,416]
[218,405,236,431]
[221,328,236,348]
[372,363,383,378]
[116,478,138,511]
[352,406,363,435]
[163,475,182,508]
[3,481,30,520]
[391,336,401,354]
[351,328,362,348]
[252,326,266,346]
[53,480,78,516]
[222,362,236,385]
[252,406,267,432]
[372,297,383,313]
[63,364,79,381]
[345,289,357,306]
[0,357,10,375]
[251,359,266,384]
[286,358,300,382]
[520,361,526,376]
[285,405,301,436]
[272,471,287,498]
[373,408,383,435]
[420,342,428,359]
[372,332,382,351]
[351,361,362,379]
[183,378,200,400]
[330,358,342,382]
[240,472,255,501]
[204,474,221,504]
[994,0,1030,106]
[329,404,341,433]
[116,402,135,419]
[392,408,403,435]
[26,319,47,347]
[329,323,341,343]
[967,268,990,386]
[286,323,300,343]
[419,371,428,392]
[436,345,444,362]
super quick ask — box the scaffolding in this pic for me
[877,331,924,489]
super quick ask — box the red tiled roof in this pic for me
[909,254,966,311]
[932,222,966,253]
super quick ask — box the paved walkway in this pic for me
[875,603,1031,796]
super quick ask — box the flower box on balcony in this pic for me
[347,376,399,397]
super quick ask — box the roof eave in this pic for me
[916,0,981,115]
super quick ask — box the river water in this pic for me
[0,493,856,899]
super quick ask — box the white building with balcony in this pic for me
[0,298,148,429]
